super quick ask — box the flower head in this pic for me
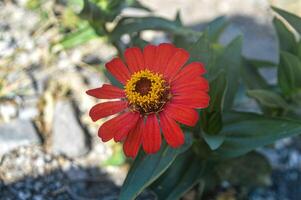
[86,43,210,158]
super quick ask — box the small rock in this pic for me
[51,100,89,157]
[0,120,41,158]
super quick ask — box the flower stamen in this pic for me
[125,69,170,114]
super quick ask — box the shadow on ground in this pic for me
[0,166,156,200]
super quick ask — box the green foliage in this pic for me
[247,89,288,109]
[272,6,301,35]
[57,25,98,49]
[109,17,199,42]
[119,134,192,200]
[151,150,205,200]
[278,51,301,97]
[241,58,270,90]
[210,111,301,159]
[201,72,227,149]
[273,17,297,53]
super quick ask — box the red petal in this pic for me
[86,84,124,99]
[164,48,189,80]
[142,114,161,154]
[164,103,199,126]
[105,58,131,85]
[153,43,177,73]
[159,111,184,148]
[171,77,209,94]
[89,101,127,122]
[172,91,210,109]
[172,62,206,83]
[98,112,139,142]
[123,117,144,158]
[124,47,145,73]
[143,44,157,70]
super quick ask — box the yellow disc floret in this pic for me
[125,69,170,114]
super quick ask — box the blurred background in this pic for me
[0,0,301,199]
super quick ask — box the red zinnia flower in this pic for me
[86,43,210,158]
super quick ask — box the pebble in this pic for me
[0,120,41,159]
[51,100,89,157]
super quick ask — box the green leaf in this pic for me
[215,151,272,187]
[207,71,227,112]
[188,30,212,66]
[247,89,288,109]
[215,36,243,109]
[202,133,225,151]
[297,40,301,59]
[201,72,226,136]
[210,111,301,159]
[207,16,229,42]
[174,16,228,52]
[273,17,297,52]
[56,25,98,49]
[152,150,205,200]
[120,134,192,200]
[278,51,301,96]
[110,17,200,42]
[241,58,269,90]
[272,6,301,35]
[243,57,277,68]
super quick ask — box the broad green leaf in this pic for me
[202,133,225,151]
[164,157,204,200]
[110,17,200,42]
[247,89,288,109]
[272,6,301,35]
[243,57,277,68]
[207,71,227,112]
[57,25,98,49]
[152,150,205,200]
[201,72,226,137]
[278,51,301,96]
[215,36,243,109]
[174,16,228,52]
[188,30,212,66]
[120,134,192,200]
[241,58,269,90]
[210,111,301,159]
[297,40,301,59]
[215,151,271,186]
[173,12,198,49]
[151,150,193,199]
[200,72,227,149]
[273,17,297,52]
[207,16,229,42]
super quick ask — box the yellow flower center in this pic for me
[125,69,171,114]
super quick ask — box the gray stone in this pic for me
[51,100,89,157]
[0,120,41,158]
